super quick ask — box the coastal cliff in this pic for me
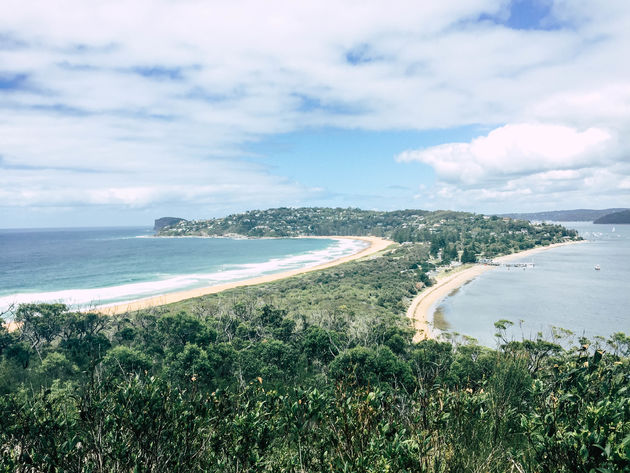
[154,217,187,231]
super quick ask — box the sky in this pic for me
[1,0,629,227]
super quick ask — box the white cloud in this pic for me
[1,0,630,221]
[397,123,613,184]
[401,121,630,211]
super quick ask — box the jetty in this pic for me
[478,258,535,269]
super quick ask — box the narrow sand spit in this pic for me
[407,240,585,342]
[98,236,393,315]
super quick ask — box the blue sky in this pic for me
[246,127,481,206]
[1,0,629,227]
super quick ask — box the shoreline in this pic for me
[98,236,393,315]
[406,240,585,342]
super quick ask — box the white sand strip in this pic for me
[98,236,393,315]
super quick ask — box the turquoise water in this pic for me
[435,223,630,346]
[0,227,366,312]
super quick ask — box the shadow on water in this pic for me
[433,284,468,331]
[433,306,452,331]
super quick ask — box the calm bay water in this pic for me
[0,227,366,313]
[436,223,630,346]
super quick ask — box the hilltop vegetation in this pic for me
[158,207,431,237]
[158,207,578,257]
[499,208,629,222]
[594,209,630,224]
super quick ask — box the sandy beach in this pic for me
[98,236,393,315]
[407,240,585,342]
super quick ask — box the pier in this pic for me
[478,258,535,269]
[500,262,535,269]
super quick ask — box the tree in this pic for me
[329,346,414,391]
[301,326,342,365]
[166,343,215,387]
[158,311,216,351]
[15,303,67,358]
[441,244,458,263]
[460,246,477,263]
[102,346,152,377]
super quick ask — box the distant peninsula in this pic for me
[498,208,629,222]
[156,207,580,257]
[593,209,630,224]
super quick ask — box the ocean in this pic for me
[0,227,367,314]
[434,222,630,346]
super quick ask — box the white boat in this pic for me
[594,264,601,270]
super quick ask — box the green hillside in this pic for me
[594,209,630,224]
[158,207,579,258]
[499,208,628,222]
